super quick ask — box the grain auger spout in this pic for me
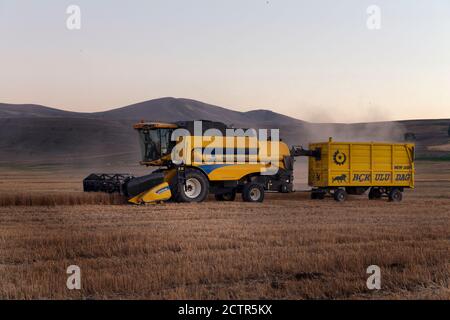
[290,145,321,160]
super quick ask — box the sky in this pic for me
[0,0,449,122]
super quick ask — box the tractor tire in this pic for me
[173,169,209,203]
[368,188,382,200]
[215,190,236,202]
[242,183,265,203]
[333,189,347,202]
[388,189,403,202]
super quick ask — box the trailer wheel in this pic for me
[333,189,347,202]
[176,169,209,203]
[215,190,236,201]
[368,188,382,200]
[242,183,265,203]
[388,189,403,202]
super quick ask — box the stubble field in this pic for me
[0,161,449,299]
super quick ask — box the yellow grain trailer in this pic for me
[308,138,415,202]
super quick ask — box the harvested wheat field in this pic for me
[0,161,449,300]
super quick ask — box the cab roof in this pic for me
[133,122,178,130]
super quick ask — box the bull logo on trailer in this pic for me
[333,150,347,166]
[332,174,347,183]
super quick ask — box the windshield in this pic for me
[138,129,174,162]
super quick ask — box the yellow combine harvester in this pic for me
[84,120,302,203]
[83,121,415,203]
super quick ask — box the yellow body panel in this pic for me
[308,140,415,188]
[196,163,277,181]
[128,182,172,204]
[171,135,291,181]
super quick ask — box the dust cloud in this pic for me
[303,121,406,144]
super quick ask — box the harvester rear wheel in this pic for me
[174,169,209,203]
[242,183,265,203]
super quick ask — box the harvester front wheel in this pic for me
[333,189,347,202]
[388,189,403,202]
[242,183,265,203]
[176,169,209,203]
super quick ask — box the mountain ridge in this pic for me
[0,97,308,128]
[0,97,448,166]
[2,98,449,124]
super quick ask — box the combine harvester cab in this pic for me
[307,138,415,202]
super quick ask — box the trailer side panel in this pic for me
[308,141,415,189]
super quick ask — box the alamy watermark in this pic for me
[66,5,81,30]
[169,121,280,176]
[66,265,81,290]
[366,265,381,290]
[63,5,381,32]
[366,5,381,30]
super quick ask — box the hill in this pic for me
[0,98,448,166]
[0,103,84,118]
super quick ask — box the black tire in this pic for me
[215,190,236,202]
[173,169,209,203]
[242,183,265,203]
[388,189,403,202]
[333,189,347,202]
[368,188,382,200]
[311,192,317,200]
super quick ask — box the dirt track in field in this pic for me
[0,161,449,299]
